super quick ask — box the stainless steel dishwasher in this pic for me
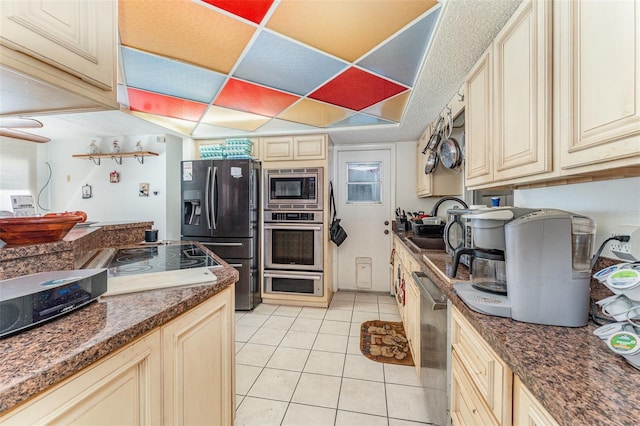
[412,271,450,426]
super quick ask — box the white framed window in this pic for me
[346,161,382,204]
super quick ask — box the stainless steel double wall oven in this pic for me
[263,168,324,297]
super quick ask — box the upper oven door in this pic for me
[264,223,323,271]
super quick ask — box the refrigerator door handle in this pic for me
[205,166,212,230]
[212,166,218,230]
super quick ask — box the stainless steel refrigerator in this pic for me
[181,159,261,310]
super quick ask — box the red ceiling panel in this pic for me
[127,88,207,122]
[202,0,274,24]
[214,78,299,117]
[309,67,408,111]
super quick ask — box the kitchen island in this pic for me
[394,230,640,426]
[0,245,237,424]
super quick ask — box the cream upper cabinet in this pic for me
[261,134,327,162]
[465,47,494,187]
[0,0,116,90]
[513,376,559,426]
[416,124,463,197]
[0,331,162,425]
[556,0,640,173]
[492,0,552,181]
[163,287,234,426]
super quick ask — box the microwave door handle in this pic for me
[205,166,212,230]
[211,166,218,230]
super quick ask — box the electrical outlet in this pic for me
[609,224,640,261]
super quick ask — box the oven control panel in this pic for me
[265,210,323,223]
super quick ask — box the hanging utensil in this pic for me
[439,136,463,172]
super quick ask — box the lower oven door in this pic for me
[264,223,323,271]
[264,270,324,297]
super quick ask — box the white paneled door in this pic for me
[335,147,393,292]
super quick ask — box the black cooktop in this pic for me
[107,243,220,277]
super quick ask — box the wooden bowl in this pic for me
[0,216,83,246]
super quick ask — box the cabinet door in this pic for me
[294,135,327,160]
[0,331,161,425]
[262,136,294,161]
[162,287,235,426]
[513,376,559,426]
[557,0,640,173]
[0,0,116,90]
[416,128,432,197]
[451,307,512,425]
[451,352,500,426]
[465,47,494,187]
[492,0,552,181]
[405,278,421,376]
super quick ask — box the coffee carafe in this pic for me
[449,247,507,294]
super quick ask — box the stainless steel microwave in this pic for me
[264,168,323,210]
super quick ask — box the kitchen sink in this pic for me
[405,236,446,252]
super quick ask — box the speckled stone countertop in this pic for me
[395,231,639,426]
[0,245,238,414]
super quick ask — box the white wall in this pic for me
[44,135,176,241]
[0,137,48,212]
[514,177,640,259]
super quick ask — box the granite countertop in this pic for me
[0,245,238,414]
[394,230,640,426]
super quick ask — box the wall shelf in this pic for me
[72,151,159,165]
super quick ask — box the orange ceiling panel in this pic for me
[200,106,270,131]
[266,0,438,62]
[363,91,411,123]
[214,78,300,117]
[278,99,352,128]
[119,0,255,74]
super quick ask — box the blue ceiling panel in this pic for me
[328,113,395,128]
[121,47,226,104]
[233,31,347,96]
[357,6,440,86]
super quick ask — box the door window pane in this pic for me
[346,162,381,204]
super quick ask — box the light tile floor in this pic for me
[234,291,431,425]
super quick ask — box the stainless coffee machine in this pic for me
[453,209,596,327]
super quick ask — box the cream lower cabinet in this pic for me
[451,306,512,425]
[513,376,559,426]
[556,0,640,174]
[0,287,234,425]
[163,287,235,426]
[451,306,559,426]
[261,135,327,161]
[0,331,162,425]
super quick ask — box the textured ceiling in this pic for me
[13,0,522,144]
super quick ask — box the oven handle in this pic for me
[264,223,323,231]
[264,271,323,280]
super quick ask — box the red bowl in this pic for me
[0,216,83,246]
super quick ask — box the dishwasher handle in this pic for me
[412,271,447,311]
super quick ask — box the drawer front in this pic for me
[452,307,512,425]
[451,352,499,426]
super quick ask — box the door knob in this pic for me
[384,220,389,225]
[384,230,389,234]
